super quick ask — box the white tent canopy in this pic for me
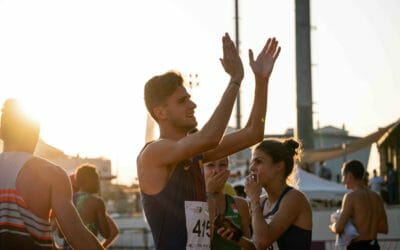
[232,168,348,201]
[295,168,347,200]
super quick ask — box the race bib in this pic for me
[185,201,211,249]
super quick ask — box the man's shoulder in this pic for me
[87,194,106,208]
[137,139,170,161]
[24,156,67,180]
[349,189,381,201]
[26,156,61,169]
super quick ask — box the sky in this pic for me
[1,0,399,185]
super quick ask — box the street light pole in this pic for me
[234,0,241,129]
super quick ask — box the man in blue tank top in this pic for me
[138,34,281,249]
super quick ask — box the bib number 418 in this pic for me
[192,219,210,238]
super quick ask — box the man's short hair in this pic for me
[144,71,184,120]
[1,99,40,147]
[75,164,99,187]
[343,160,365,180]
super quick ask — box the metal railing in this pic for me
[109,227,154,250]
[322,239,400,250]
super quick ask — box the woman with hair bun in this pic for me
[244,138,312,250]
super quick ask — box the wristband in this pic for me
[250,203,261,214]
[229,80,241,87]
[206,192,218,199]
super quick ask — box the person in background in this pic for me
[387,162,399,204]
[330,160,388,250]
[0,99,103,249]
[205,157,254,250]
[63,165,119,249]
[220,138,312,250]
[369,169,384,195]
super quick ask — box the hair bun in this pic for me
[283,138,300,156]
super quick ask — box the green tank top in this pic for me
[74,191,99,235]
[211,195,242,250]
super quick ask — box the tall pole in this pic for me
[234,0,241,129]
[295,0,314,150]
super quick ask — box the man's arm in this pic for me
[235,197,256,250]
[140,33,243,167]
[50,166,103,250]
[96,198,111,240]
[102,214,119,248]
[330,193,352,234]
[203,38,281,162]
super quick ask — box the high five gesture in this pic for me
[249,38,281,81]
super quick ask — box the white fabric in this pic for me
[369,176,384,194]
[330,210,359,246]
[0,152,32,187]
[184,201,210,250]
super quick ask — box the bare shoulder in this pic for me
[137,139,172,164]
[287,188,308,202]
[283,189,311,209]
[23,156,68,181]
[90,194,106,209]
[368,190,385,204]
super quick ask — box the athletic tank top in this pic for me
[141,153,206,250]
[262,186,312,250]
[0,152,53,249]
[212,195,242,250]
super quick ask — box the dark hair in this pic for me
[255,138,301,178]
[75,164,99,187]
[1,99,40,149]
[144,71,184,120]
[386,162,393,170]
[343,160,365,180]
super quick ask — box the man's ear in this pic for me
[153,106,167,121]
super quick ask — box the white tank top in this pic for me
[0,152,53,249]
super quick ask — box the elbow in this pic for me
[335,225,344,235]
[246,125,264,144]
[253,131,265,143]
[102,229,111,239]
[201,135,221,149]
[254,239,271,250]
[111,227,120,239]
[253,235,273,250]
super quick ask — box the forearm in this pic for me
[59,206,103,249]
[237,236,256,250]
[64,223,103,250]
[250,201,271,248]
[207,193,219,237]
[244,77,269,141]
[200,81,240,143]
[102,216,119,248]
[102,233,118,249]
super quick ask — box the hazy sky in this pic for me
[1,0,399,184]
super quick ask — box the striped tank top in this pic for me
[0,152,53,249]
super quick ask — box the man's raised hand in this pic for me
[220,33,244,84]
[249,37,281,82]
